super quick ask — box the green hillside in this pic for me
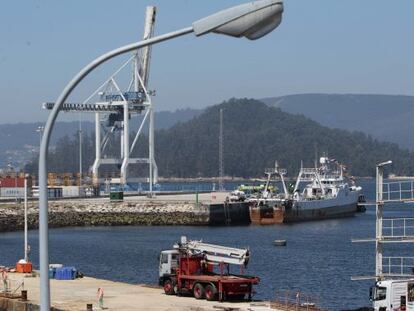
[155,98,414,177]
[25,98,414,178]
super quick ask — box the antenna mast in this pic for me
[219,108,224,191]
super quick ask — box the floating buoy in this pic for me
[273,239,287,246]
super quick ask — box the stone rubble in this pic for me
[0,200,210,232]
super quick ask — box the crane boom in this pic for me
[177,237,250,266]
[136,6,156,90]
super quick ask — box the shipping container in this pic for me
[62,186,86,198]
[0,187,25,198]
[32,186,62,198]
[110,191,124,201]
[0,176,32,188]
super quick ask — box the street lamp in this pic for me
[36,126,44,147]
[38,1,283,309]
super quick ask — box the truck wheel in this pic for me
[163,279,175,295]
[193,283,205,299]
[205,284,218,301]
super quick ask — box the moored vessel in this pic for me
[248,157,363,224]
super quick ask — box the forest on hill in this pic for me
[24,98,414,178]
[5,94,414,170]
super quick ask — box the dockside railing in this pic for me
[382,180,414,203]
[352,162,414,281]
[383,217,414,239]
[381,256,414,277]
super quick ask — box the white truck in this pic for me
[370,279,414,311]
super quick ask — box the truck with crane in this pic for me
[159,236,259,301]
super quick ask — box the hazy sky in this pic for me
[1,0,413,124]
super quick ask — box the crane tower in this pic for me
[44,7,158,191]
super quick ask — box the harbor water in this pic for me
[1,180,414,310]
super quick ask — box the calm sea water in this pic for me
[1,179,414,310]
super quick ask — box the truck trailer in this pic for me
[370,279,414,311]
[159,236,259,301]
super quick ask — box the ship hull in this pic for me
[283,202,357,223]
[249,204,284,225]
[249,193,359,224]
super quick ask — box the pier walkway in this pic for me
[4,273,275,311]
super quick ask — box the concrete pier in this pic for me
[1,273,275,311]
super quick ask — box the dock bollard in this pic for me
[86,303,93,310]
[21,290,27,301]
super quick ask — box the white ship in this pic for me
[249,157,364,224]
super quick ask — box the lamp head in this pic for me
[377,160,393,167]
[193,0,283,40]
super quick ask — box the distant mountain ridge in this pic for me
[262,94,414,150]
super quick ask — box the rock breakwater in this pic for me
[0,200,209,232]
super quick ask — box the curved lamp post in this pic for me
[38,0,283,309]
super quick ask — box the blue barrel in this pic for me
[55,267,77,280]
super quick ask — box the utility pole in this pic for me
[24,175,29,262]
[219,109,224,191]
[78,113,82,186]
[36,126,44,147]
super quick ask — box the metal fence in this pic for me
[382,181,414,202]
[382,256,414,277]
[383,218,414,239]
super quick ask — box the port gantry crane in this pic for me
[43,7,158,192]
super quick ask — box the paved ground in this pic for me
[0,192,232,208]
[58,191,231,204]
[7,273,273,311]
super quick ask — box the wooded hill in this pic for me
[25,98,414,177]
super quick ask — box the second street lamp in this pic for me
[38,1,284,309]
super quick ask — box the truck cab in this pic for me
[370,282,388,311]
[370,279,414,311]
[158,249,179,286]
